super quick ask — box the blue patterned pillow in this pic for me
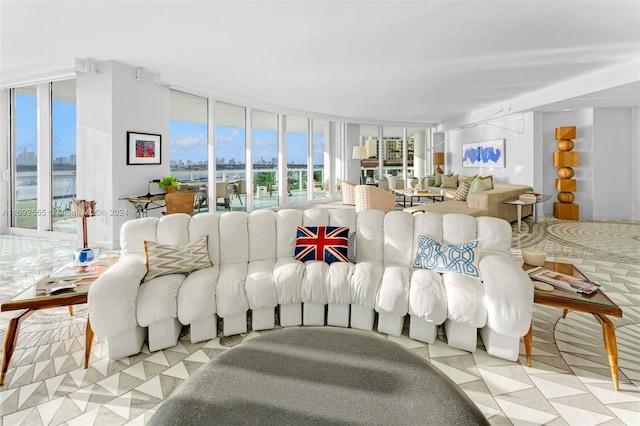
[412,235,482,278]
[295,226,349,263]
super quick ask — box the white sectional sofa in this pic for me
[88,208,533,362]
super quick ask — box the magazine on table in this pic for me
[527,266,601,295]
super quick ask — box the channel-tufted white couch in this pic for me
[88,208,533,362]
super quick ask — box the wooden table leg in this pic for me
[594,313,619,391]
[85,316,94,369]
[1,310,34,386]
[524,322,533,367]
[68,306,74,316]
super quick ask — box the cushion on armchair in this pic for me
[341,181,357,205]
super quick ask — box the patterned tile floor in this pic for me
[0,217,638,425]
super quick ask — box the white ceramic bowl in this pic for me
[521,249,546,266]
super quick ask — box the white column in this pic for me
[346,123,360,184]
[279,114,288,203]
[402,127,408,182]
[208,98,216,212]
[413,131,427,178]
[0,89,9,234]
[306,118,313,200]
[245,107,253,212]
[36,83,52,232]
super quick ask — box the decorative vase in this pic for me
[166,186,174,193]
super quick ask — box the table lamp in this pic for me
[71,199,97,249]
[433,152,444,174]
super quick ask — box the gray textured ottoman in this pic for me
[150,327,489,425]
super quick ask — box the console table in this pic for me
[121,194,165,218]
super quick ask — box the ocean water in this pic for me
[16,173,76,208]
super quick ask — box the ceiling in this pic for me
[1,1,639,127]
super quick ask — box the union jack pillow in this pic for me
[294,226,349,263]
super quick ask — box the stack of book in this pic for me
[519,191,542,202]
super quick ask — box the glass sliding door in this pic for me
[359,124,379,185]
[169,90,208,213]
[12,86,38,230]
[384,126,409,183]
[215,102,246,211]
[286,115,308,202]
[251,110,278,210]
[51,80,77,232]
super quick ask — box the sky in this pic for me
[171,120,325,165]
[15,92,325,166]
[15,94,76,159]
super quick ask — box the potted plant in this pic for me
[158,176,180,192]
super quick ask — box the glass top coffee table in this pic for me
[0,257,117,385]
[392,189,444,207]
[523,261,623,390]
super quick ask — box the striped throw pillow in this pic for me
[453,180,471,201]
[143,236,212,282]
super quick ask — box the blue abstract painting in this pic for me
[462,139,505,168]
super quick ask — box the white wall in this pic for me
[443,109,637,221]
[345,123,361,184]
[540,109,594,218]
[77,60,169,248]
[541,108,637,221]
[444,112,536,187]
[593,108,633,220]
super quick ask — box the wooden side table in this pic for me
[523,261,623,390]
[0,258,116,386]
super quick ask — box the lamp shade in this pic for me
[432,152,444,165]
[352,146,368,160]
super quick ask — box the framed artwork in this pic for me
[127,131,162,165]
[462,139,505,168]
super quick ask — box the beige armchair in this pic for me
[385,174,405,191]
[216,181,231,210]
[268,178,292,197]
[355,185,396,213]
[341,181,357,205]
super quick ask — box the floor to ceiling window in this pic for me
[384,126,408,182]
[12,86,38,229]
[169,90,208,190]
[215,102,246,211]
[286,115,308,202]
[252,110,278,209]
[11,81,77,233]
[359,124,379,184]
[51,80,77,233]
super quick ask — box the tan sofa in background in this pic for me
[405,182,533,222]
